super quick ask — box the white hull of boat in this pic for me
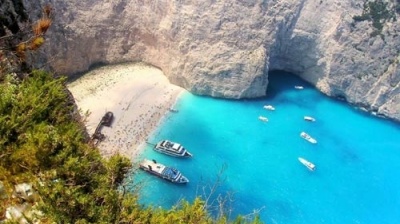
[154,140,193,157]
[139,159,189,184]
[298,157,316,171]
[263,105,275,111]
[304,116,316,122]
[258,116,268,122]
[300,132,317,144]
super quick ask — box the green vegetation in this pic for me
[0,4,52,79]
[0,3,263,223]
[352,0,397,37]
[0,72,262,223]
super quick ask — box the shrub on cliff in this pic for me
[0,3,262,223]
[0,70,130,222]
[0,71,262,223]
[352,0,397,37]
[0,3,52,79]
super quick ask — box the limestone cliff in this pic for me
[23,0,400,121]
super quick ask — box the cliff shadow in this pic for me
[266,70,313,97]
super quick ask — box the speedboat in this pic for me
[263,105,275,111]
[295,85,304,90]
[300,131,317,144]
[258,116,268,122]
[154,140,192,157]
[298,157,316,171]
[139,159,189,184]
[304,116,316,122]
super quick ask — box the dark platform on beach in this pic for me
[90,111,114,145]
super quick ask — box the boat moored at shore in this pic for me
[139,159,189,184]
[300,131,317,144]
[169,107,179,113]
[154,140,192,157]
[298,157,316,171]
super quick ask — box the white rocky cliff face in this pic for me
[24,0,400,121]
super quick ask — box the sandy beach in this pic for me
[67,62,186,159]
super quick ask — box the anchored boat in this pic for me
[300,131,317,144]
[304,116,316,122]
[258,116,268,122]
[154,140,192,157]
[139,159,189,184]
[298,157,316,171]
[263,105,275,111]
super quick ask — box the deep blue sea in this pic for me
[131,71,400,224]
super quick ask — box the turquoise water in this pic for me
[131,71,400,223]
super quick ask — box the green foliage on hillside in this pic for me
[352,0,397,36]
[0,4,53,78]
[0,71,262,223]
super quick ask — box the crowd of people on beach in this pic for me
[98,88,181,159]
[67,63,184,160]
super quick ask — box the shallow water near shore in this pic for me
[131,71,400,223]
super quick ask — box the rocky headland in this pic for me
[18,0,400,121]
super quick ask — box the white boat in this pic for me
[169,107,179,113]
[258,116,268,122]
[263,105,275,111]
[300,131,317,144]
[298,157,316,171]
[295,85,304,90]
[154,140,192,157]
[139,159,189,184]
[304,116,316,122]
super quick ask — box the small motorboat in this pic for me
[300,131,317,144]
[263,105,275,111]
[298,157,316,171]
[258,116,268,122]
[295,86,304,90]
[304,116,316,122]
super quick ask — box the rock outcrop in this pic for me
[23,0,400,121]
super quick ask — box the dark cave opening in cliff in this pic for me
[266,70,351,104]
[265,70,309,99]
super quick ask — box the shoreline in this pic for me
[134,90,186,158]
[66,62,186,159]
